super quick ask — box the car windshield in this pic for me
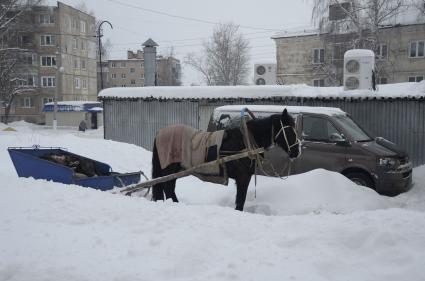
[333,115,373,142]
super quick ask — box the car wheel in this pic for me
[344,172,374,189]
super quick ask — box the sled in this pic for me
[8,146,141,191]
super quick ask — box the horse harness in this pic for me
[221,112,300,181]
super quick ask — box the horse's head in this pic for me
[273,109,301,160]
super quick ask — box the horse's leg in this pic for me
[235,174,252,211]
[164,179,179,202]
[152,141,164,201]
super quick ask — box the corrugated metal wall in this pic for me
[104,99,199,150]
[104,98,424,167]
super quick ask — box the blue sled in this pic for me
[8,146,141,191]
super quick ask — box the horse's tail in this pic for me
[151,139,163,200]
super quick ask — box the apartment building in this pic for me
[3,2,97,124]
[104,50,181,89]
[273,4,425,87]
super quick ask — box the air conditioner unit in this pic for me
[343,49,375,91]
[254,63,276,85]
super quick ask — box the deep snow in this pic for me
[1,122,425,281]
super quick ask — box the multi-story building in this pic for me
[2,2,97,124]
[273,5,425,87]
[103,50,181,90]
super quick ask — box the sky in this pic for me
[48,0,314,85]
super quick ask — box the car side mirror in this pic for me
[330,133,350,146]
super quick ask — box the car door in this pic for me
[293,114,348,174]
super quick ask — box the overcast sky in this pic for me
[48,0,313,85]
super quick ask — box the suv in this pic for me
[207,105,412,196]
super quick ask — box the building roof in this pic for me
[142,38,158,47]
[98,82,425,101]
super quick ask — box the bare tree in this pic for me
[75,1,94,16]
[0,0,41,124]
[310,0,409,48]
[185,22,250,86]
[412,0,425,16]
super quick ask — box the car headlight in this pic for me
[378,157,397,167]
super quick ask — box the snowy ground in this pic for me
[1,122,425,281]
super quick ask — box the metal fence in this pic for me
[103,98,425,167]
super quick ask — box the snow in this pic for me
[345,49,375,58]
[213,105,346,120]
[272,28,320,39]
[44,101,101,106]
[98,81,425,100]
[1,121,425,281]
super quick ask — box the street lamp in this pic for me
[97,20,113,90]
[53,44,64,130]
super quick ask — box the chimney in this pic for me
[142,38,158,87]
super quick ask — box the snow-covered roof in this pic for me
[213,105,346,118]
[43,101,102,112]
[98,82,425,100]
[272,28,320,39]
[344,49,375,58]
[44,101,100,106]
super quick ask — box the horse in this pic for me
[151,108,301,211]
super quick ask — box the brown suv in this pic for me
[208,105,412,196]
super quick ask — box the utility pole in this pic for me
[97,20,113,90]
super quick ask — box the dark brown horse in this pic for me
[151,109,300,211]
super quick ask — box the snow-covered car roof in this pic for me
[98,82,425,100]
[213,105,346,119]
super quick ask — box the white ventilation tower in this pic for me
[344,49,375,91]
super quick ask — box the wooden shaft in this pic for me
[120,147,265,194]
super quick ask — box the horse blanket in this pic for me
[155,124,228,185]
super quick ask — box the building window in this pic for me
[111,73,117,79]
[80,20,86,33]
[329,2,351,21]
[39,14,54,24]
[80,40,86,50]
[111,62,116,68]
[40,35,55,46]
[313,79,325,87]
[41,76,56,87]
[409,40,425,58]
[40,56,56,67]
[376,44,388,60]
[73,38,78,49]
[121,62,126,67]
[19,35,31,46]
[17,75,36,87]
[81,60,86,70]
[140,62,144,68]
[408,76,424,82]
[82,79,87,89]
[140,73,144,79]
[74,59,79,69]
[377,77,388,84]
[75,78,81,89]
[21,97,33,108]
[313,48,325,64]
[131,79,136,85]
[72,18,78,29]
[121,73,126,78]
[130,68,135,73]
[42,97,53,105]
